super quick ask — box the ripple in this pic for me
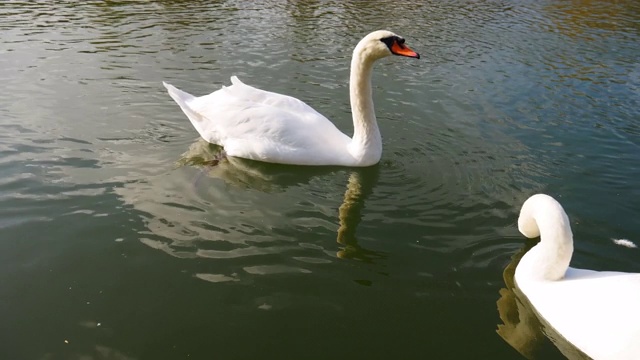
[243,265,312,275]
[293,256,333,265]
[2,1,639,357]
[194,273,240,283]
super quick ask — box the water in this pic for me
[1,1,638,359]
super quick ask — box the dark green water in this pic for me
[1,1,639,359]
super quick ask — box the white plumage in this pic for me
[516,194,640,360]
[163,30,419,167]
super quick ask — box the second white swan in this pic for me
[163,30,419,167]
[516,194,640,360]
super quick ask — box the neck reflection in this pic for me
[336,167,385,262]
[497,239,547,359]
[179,139,387,262]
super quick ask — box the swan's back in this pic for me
[163,77,354,165]
[518,268,640,359]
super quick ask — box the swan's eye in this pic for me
[397,37,405,45]
[380,36,395,49]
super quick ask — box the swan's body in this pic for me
[516,194,640,360]
[163,30,419,167]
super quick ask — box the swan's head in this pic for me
[354,30,420,61]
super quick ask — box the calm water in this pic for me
[1,1,639,359]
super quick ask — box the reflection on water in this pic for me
[113,139,393,285]
[2,0,640,358]
[336,168,385,262]
[544,0,640,38]
[178,140,288,193]
[497,240,548,359]
[175,139,384,263]
[178,139,348,193]
[497,240,590,360]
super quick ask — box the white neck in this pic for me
[517,196,574,281]
[347,49,382,166]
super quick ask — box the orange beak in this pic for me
[391,41,420,59]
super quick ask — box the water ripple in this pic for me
[1,1,639,358]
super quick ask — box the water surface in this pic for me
[1,1,639,359]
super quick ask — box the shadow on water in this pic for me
[497,239,590,360]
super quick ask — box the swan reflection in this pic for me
[180,139,384,261]
[497,240,590,360]
[336,168,386,262]
[178,139,305,192]
[497,240,548,359]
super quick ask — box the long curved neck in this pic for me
[348,50,382,166]
[518,203,574,282]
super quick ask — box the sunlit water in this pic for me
[1,1,638,359]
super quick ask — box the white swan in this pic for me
[516,194,640,360]
[163,30,419,167]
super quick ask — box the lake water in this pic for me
[1,1,639,359]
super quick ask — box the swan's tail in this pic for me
[230,76,244,86]
[162,82,209,140]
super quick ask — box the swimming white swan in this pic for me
[516,194,640,360]
[163,30,419,167]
